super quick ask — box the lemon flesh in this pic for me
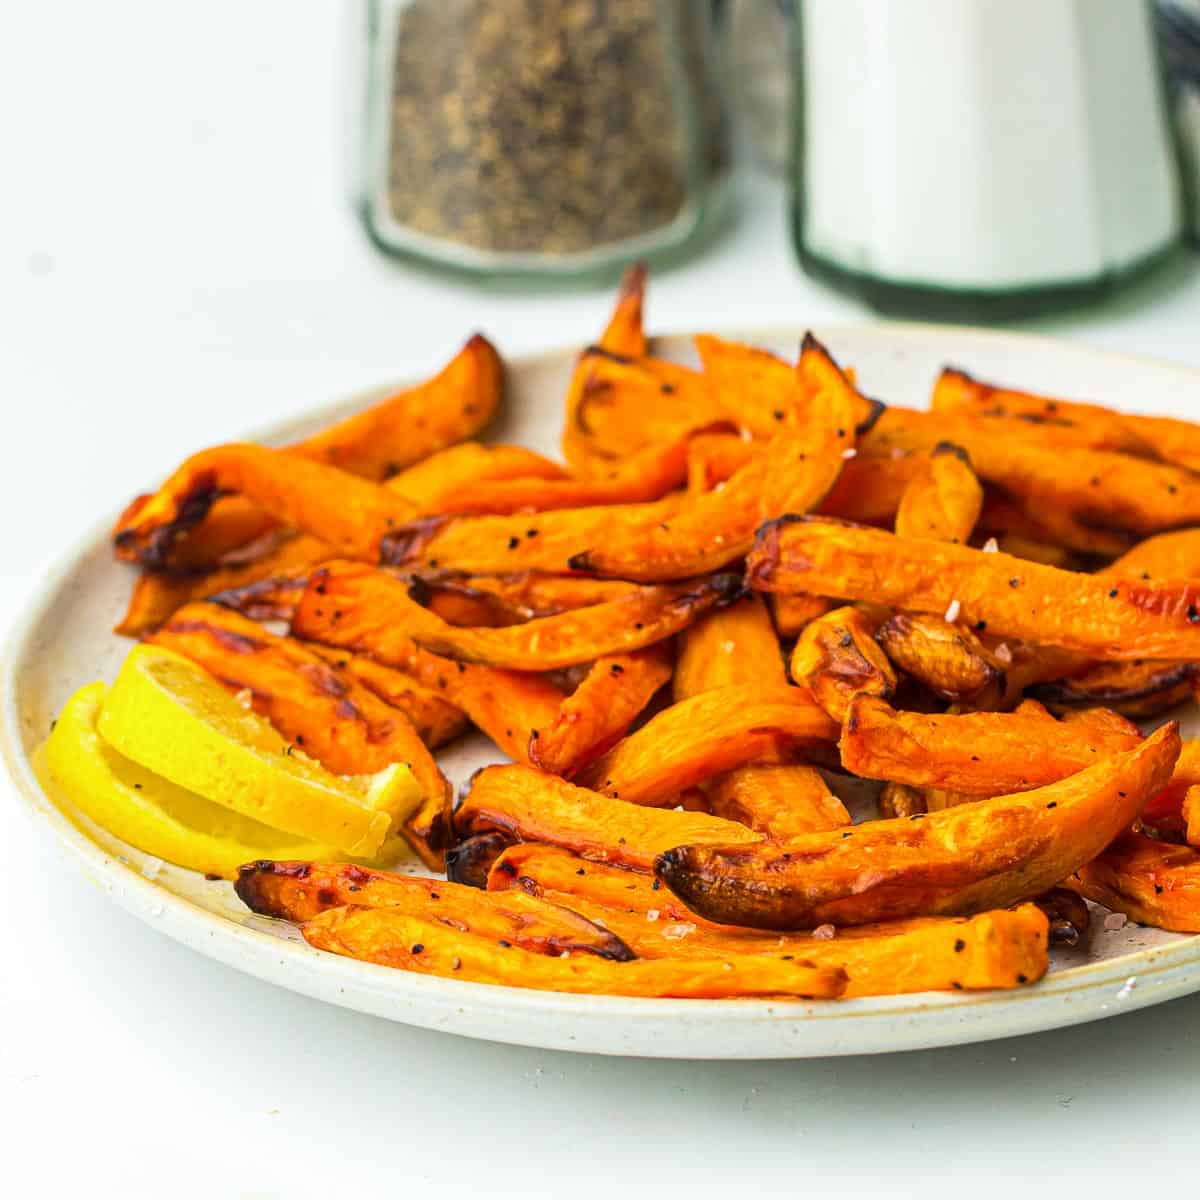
[96,646,421,855]
[40,681,342,878]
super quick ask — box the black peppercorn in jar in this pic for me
[356,0,730,280]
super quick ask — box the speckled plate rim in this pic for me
[5,319,1200,1059]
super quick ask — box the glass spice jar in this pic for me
[356,0,731,281]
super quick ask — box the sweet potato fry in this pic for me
[489,847,1047,995]
[892,442,983,544]
[1184,786,1200,847]
[657,723,1180,929]
[302,905,847,999]
[820,450,924,527]
[709,765,850,839]
[695,332,884,438]
[386,443,566,512]
[114,533,332,637]
[235,860,634,959]
[455,763,761,871]
[1057,705,1144,742]
[410,574,744,670]
[1066,831,1200,932]
[1138,738,1200,839]
[769,593,835,639]
[878,781,927,819]
[303,645,467,749]
[147,602,452,867]
[112,443,418,570]
[575,684,839,806]
[876,612,1005,708]
[1105,527,1200,582]
[790,606,896,723]
[748,515,1200,660]
[1031,658,1195,718]
[674,595,785,701]
[378,495,685,574]
[528,646,673,778]
[411,573,640,625]
[840,695,1141,795]
[686,433,759,493]
[1033,888,1091,947]
[930,365,1200,469]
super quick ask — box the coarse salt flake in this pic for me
[842,447,858,460]
[982,537,999,554]
[994,642,1013,665]
[234,688,254,710]
[1104,912,1128,931]
[662,922,696,940]
[944,599,961,623]
[645,909,660,922]
[811,924,836,941]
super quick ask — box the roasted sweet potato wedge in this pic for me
[878,781,927,819]
[386,442,566,512]
[748,516,1200,660]
[1184,786,1200,847]
[839,695,1141,795]
[1031,658,1195,719]
[657,723,1180,929]
[235,860,634,959]
[769,593,835,639]
[410,573,640,624]
[1105,527,1200,582]
[114,533,332,637]
[893,442,983,544]
[790,606,896,723]
[709,765,850,839]
[455,764,761,871]
[877,612,1005,708]
[686,433,760,493]
[378,494,685,575]
[1033,888,1091,947]
[1066,832,1200,932]
[302,905,847,999]
[575,684,839,806]
[489,846,1047,995]
[820,450,924,527]
[528,645,673,778]
[674,595,785,701]
[410,574,743,670]
[147,602,452,867]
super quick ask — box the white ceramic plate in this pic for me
[5,322,1200,1059]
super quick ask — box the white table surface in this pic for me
[3,4,1200,1196]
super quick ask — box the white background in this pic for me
[3,4,1200,1197]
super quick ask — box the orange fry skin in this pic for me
[529,645,672,779]
[674,595,786,701]
[1066,832,1200,932]
[770,593,835,639]
[657,723,1180,930]
[839,695,1141,796]
[893,442,983,544]
[302,906,847,1000]
[748,515,1200,661]
[455,764,762,872]
[876,612,1005,709]
[709,765,850,839]
[411,574,640,625]
[575,684,839,807]
[386,443,566,512]
[790,605,896,723]
[235,861,635,960]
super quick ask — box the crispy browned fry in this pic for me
[821,450,924,526]
[115,335,503,569]
[115,533,332,637]
[575,684,839,806]
[235,860,634,959]
[749,515,1200,660]
[674,595,785,701]
[564,349,731,473]
[411,574,743,670]
[445,831,514,888]
[455,763,761,871]
[147,602,452,867]
[112,443,419,570]
[529,645,672,778]
[1033,888,1091,947]
[893,442,983,544]
[1031,658,1196,718]
[790,606,896,723]
[709,765,850,839]
[686,433,759,493]
[386,443,566,511]
[770,593,835,639]
[657,723,1180,930]
[303,645,467,749]
[931,366,1200,469]
[303,905,847,999]
[489,846,1047,995]
[568,335,863,581]
[840,695,1140,795]
[879,781,927,819]
[877,613,1005,708]
[1184,786,1200,847]
[379,494,685,574]
[695,333,884,438]
[412,573,640,625]
[1066,831,1200,932]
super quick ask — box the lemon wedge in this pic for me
[95,645,420,855]
[40,681,343,878]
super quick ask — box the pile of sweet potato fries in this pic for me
[109,265,1200,1001]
